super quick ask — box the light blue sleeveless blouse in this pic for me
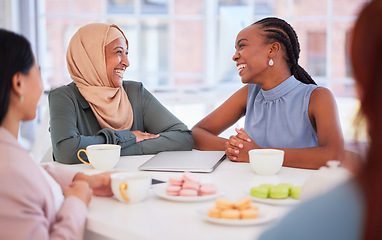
[244,75,319,149]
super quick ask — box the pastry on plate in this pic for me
[208,207,222,218]
[269,186,289,199]
[241,208,259,219]
[166,185,182,196]
[221,209,241,219]
[250,186,269,198]
[277,183,294,195]
[215,198,234,210]
[234,196,251,210]
[291,186,302,199]
[199,183,217,196]
[179,189,198,197]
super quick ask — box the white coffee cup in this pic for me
[111,172,152,203]
[77,144,121,170]
[248,149,284,176]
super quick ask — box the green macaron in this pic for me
[269,186,289,199]
[291,186,302,199]
[258,184,276,190]
[277,183,294,195]
[250,186,269,198]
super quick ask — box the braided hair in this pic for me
[253,17,316,85]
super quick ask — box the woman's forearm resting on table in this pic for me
[138,129,193,154]
[280,145,344,169]
[192,126,227,151]
[225,135,343,169]
[53,127,193,164]
[197,125,343,169]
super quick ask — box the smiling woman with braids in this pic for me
[192,17,344,169]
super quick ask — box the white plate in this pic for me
[249,195,300,206]
[153,183,222,202]
[197,207,277,226]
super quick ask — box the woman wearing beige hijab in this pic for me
[49,23,193,164]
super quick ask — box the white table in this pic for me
[48,154,316,240]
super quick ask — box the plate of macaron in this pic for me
[248,183,301,206]
[198,197,277,226]
[152,172,221,202]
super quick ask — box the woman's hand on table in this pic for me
[132,130,160,143]
[63,180,93,206]
[74,172,114,197]
[225,128,260,162]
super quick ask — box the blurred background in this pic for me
[0,0,367,161]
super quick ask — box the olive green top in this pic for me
[48,81,193,164]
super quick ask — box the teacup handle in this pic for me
[120,182,130,202]
[77,149,93,167]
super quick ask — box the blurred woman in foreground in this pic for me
[259,1,382,239]
[0,29,113,239]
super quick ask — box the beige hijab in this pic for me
[66,23,133,131]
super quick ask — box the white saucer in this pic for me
[197,207,277,226]
[249,195,300,206]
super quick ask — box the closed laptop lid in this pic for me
[138,151,226,173]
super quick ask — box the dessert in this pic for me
[169,175,184,186]
[250,183,302,200]
[269,186,289,199]
[234,196,251,210]
[291,186,302,199]
[241,208,259,219]
[179,189,198,197]
[166,185,182,196]
[165,172,217,197]
[208,197,259,220]
[215,198,234,210]
[208,207,222,218]
[259,184,276,190]
[250,186,269,198]
[277,183,294,195]
[199,183,217,196]
[182,180,200,191]
[183,171,201,184]
[221,209,241,219]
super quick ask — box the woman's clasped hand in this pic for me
[225,128,256,162]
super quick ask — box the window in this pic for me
[307,32,326,77]
[37,0,366,94]
[31,0,367,140]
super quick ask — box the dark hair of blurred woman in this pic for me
[0,29,34,124]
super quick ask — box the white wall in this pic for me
[0,0,21,31]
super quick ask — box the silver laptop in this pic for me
[138,150,226,173]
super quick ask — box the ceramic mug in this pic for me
[248,149,284,176]
[77,144,121,170]
[111,172,152,203]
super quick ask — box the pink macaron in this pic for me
[183,171,200,184]
[166,185,182,196]
[179,189,198,197]
[199,183,217,196]
[182,180,200,191]
[169,175,184,186]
